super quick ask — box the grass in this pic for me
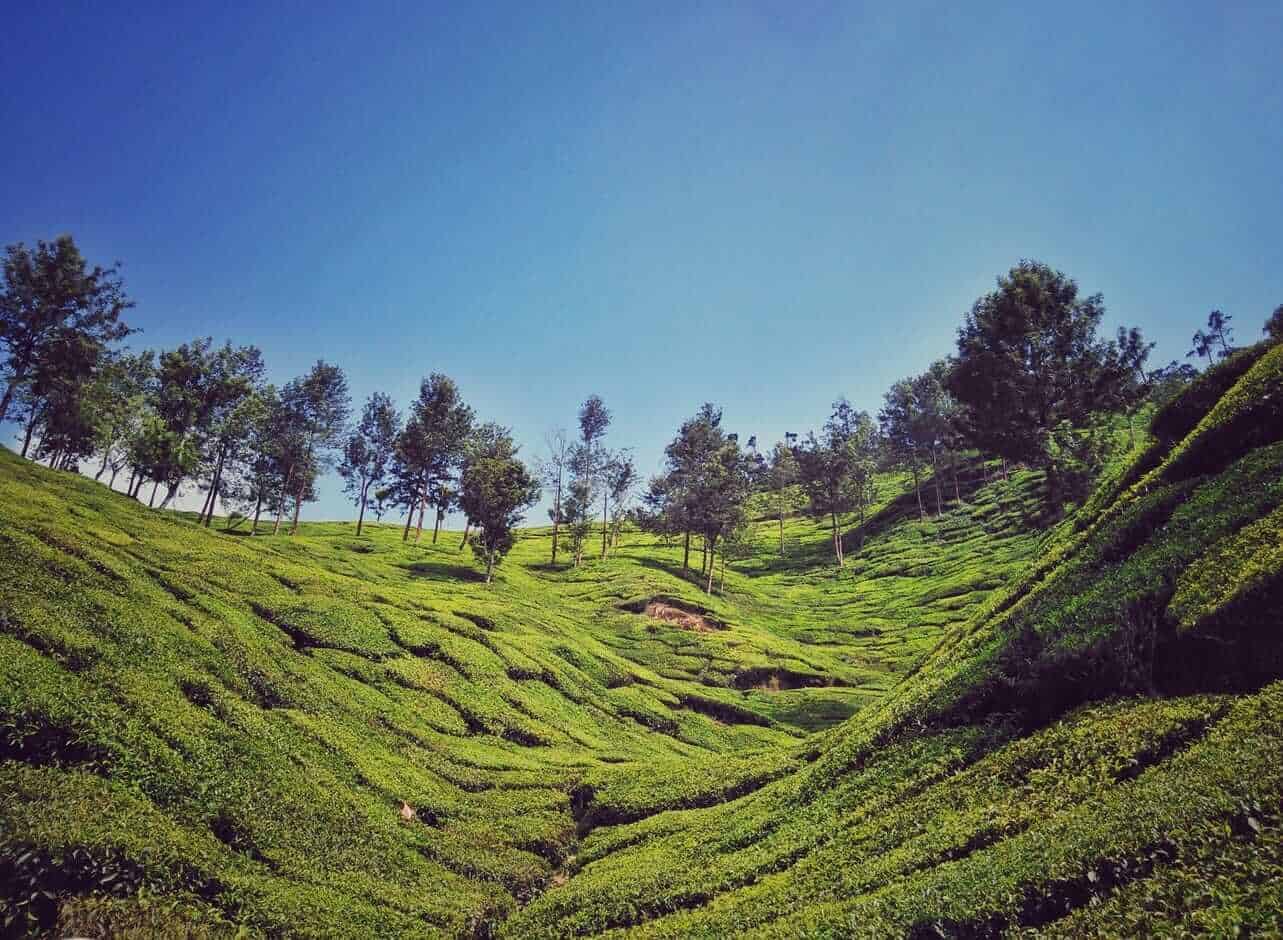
[2,342,1282,936]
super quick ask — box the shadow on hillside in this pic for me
[635,556,720,590]
[401,560,485,582]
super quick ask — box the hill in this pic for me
[2,340,1282,937]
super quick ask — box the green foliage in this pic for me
[1,328,1282,938]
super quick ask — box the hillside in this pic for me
[3,341,1283,937]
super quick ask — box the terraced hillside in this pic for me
[2,339,1282,937]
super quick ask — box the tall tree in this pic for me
[338,392,401,536]
[662,403,725,572]
[89,351,154,488]
[948,260,1144,469]
[1187,329,1216,368]
[576,395,613,558]
[196,346,266,524]
[796,399,878,565]
[1205,310,1235,358]
[1265,304,1283,341]
[0,236,133,424]
[606,451,638,550]
[280,361,350,534]
[458,426,540,582]
[539,428,571,565]
[391,374,473,544]
[26,328,105,469]
[767,441,798,556]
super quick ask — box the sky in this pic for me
[2,1,1280,522]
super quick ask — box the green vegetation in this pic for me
[3,243,1282,935]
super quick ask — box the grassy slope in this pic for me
[1,342,1281,936]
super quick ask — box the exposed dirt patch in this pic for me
[645,601,721,632]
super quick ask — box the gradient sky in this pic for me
[3,2,1280,521]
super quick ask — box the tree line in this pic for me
[5,238,1280,587]
[0,236,540,582]
[615,261,1282,588]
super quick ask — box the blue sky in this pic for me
[2,2,1280,521]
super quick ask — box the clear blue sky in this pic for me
[3,2,1280,521]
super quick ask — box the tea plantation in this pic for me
[3,342,1282,937]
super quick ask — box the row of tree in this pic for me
[625,262,1281,585]
[0,236,541,582]
[6,239,1280,586]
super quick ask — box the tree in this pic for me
[1265,304,1283,341]
[880,378,927,517]
[1098,326,1155,448]
[26,328,105,468]
[195,346,266,525]
[606,451,638,549]
[0,236,133,424]
[1187,329,1216,367]
[576,395,613,558]
[1205,310,1235,358]
[796,399,877,566]
[280,361,350,534]
[390,374,473,544]
[644,404,751,591]
[458,427,540,582]
[767,442,798,556]
[89,351,153,488]
[538,428,571,565]
[687,434,754,593]
[948,260,1145,470]
[338,392,401,536]
[660,403,725,572]
[561,477,596,566]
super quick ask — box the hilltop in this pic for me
[3,339,1283,937]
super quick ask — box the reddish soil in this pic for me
[644,601,718,633]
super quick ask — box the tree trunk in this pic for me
[706,544,715,594]
[432,507,443,543]
[601,491,609,558]
[485,549,495,584]
[19,416,35,458]
[204,458,224,528]
[108,466,120,489]
[149,480,159,508]
[158,482,178,511]
[414,482,428,543]
[459,522,470,550]
[356,482,368,536]
[1001,457,1009,481]
[95,453,109,480]
[683,530,690,570]
[952,454,962,504]
[701,539,708,575]
[199,476,215,525]
[402,496,416,541]
[251,493,263,535]
[0,378,19,425]
[290,483,303,535]
[550,481,561,565]
[931,451,943,517]
[911,464,925,519]
[719,551,727,593]
[831,512,843,567]
[274,465,293,535]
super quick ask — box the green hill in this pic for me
[3,342,1282,937]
